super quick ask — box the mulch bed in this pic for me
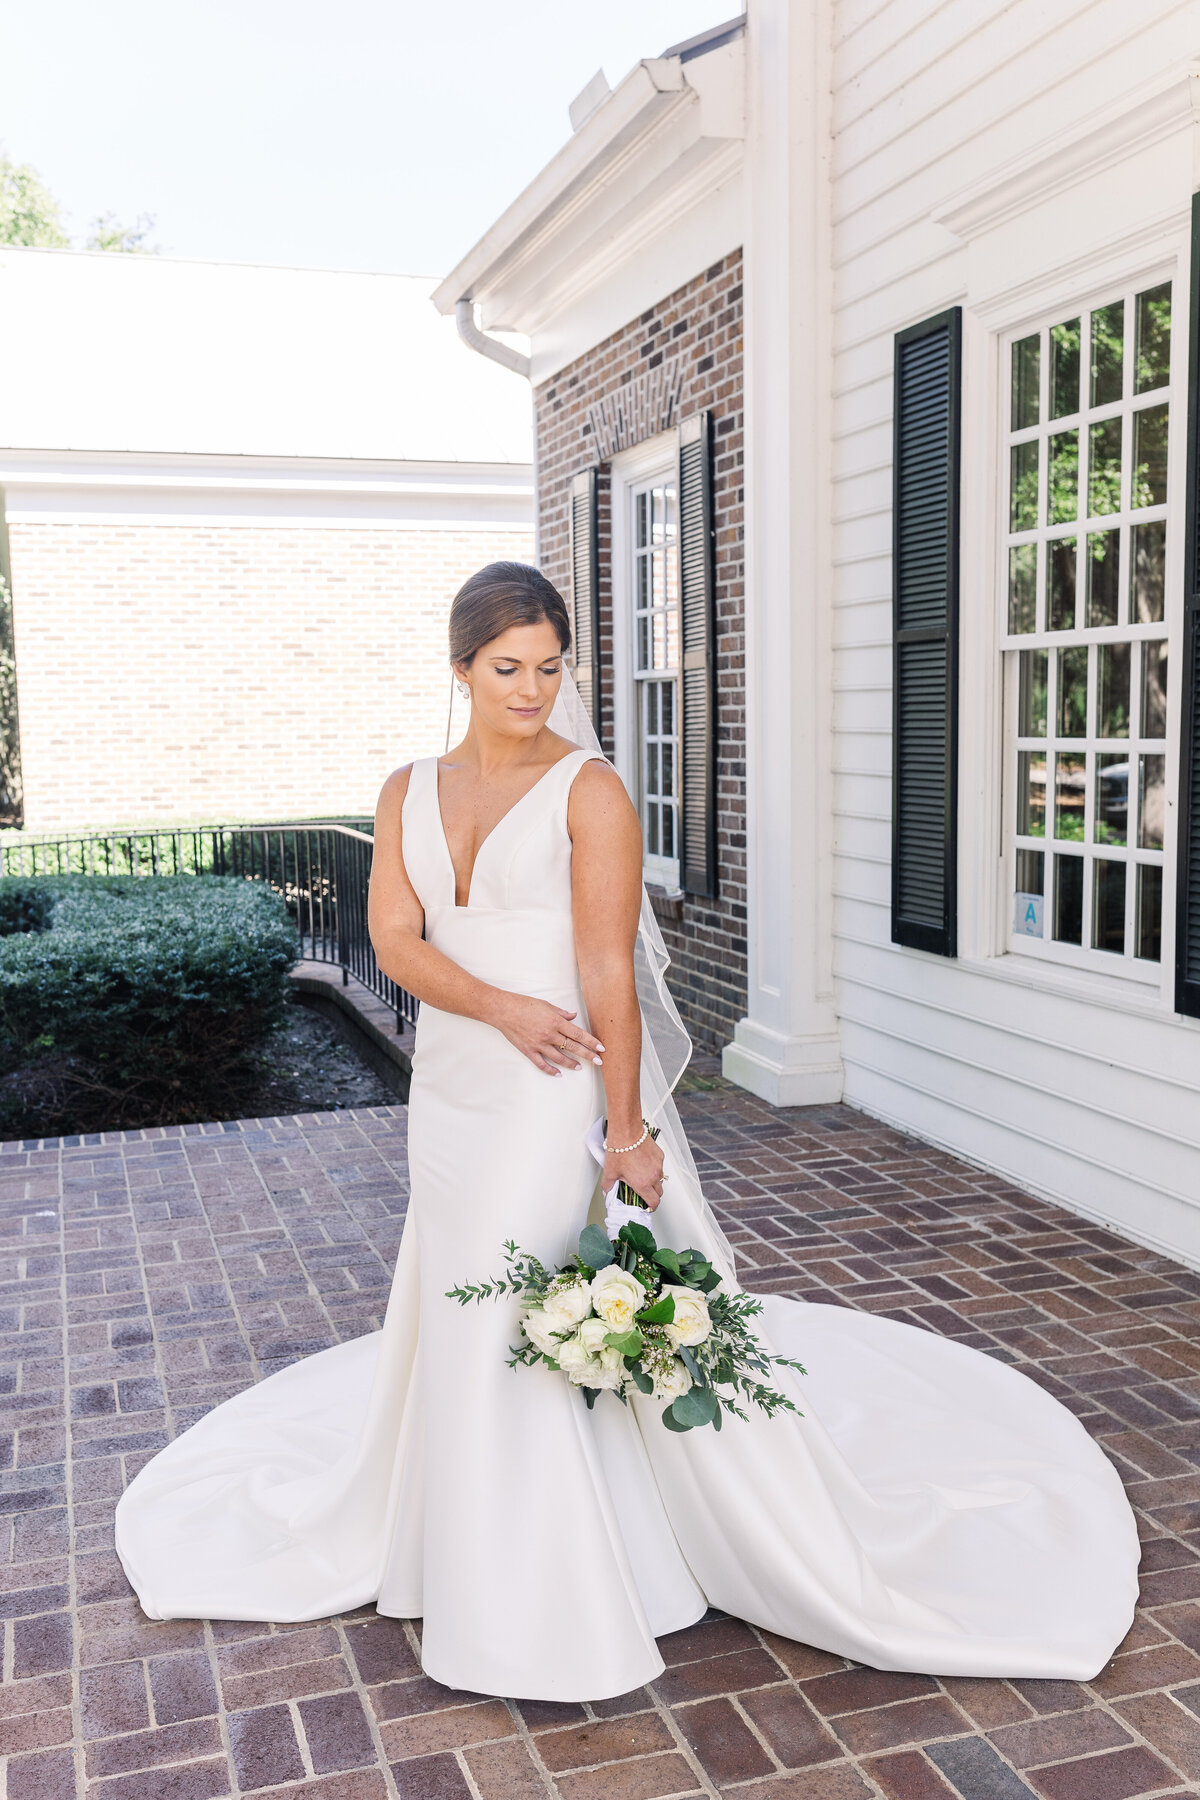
[0,991,397,1139]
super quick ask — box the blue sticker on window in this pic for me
[1014,892,1044,937]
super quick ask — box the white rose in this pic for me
[653,1358,693,1403]
[590,1265,646,1332]
[542,1277,593,1331]
[555,1332,601,1385]
[521,1309,563,1358]
[588,1358,626,1391]
[661,1285,711,1348]
[576,1316,612,1356]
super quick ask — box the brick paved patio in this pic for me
[5,1069,1200,1799]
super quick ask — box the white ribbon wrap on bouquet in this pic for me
[584,1116,659,1239]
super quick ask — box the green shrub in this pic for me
[0,873,298,1131]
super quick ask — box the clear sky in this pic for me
[0,0,742,276]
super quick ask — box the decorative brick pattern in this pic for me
[586,359,686,461]
[5,521,532,833]
[535,253,746,1050]
[7,1072,1200,1796]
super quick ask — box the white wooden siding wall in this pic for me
[828,0,1200,1263]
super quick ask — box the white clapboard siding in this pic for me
[830,0,1200,1260]
[834,5,1190,197]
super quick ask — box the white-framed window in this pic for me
[1001,277,1175,977]
[611,435,682,891]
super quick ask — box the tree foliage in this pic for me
[0,154,69,248]
[0,150,157,253]
[84,210,158,254]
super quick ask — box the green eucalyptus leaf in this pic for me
[605,1327,642,1356]
[696,1269,722,1294]
[636,1293,676,1325]
[661,1404,692,1431]
[618,1219,657,1256]
[652,1247,684,1278]
[672,1386,719,1428]
[679,1345,703,1382]
[577,1224,614,1270]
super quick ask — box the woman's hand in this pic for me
[604,1135,665,1210]
[488,993,605,1076]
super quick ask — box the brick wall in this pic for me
[5,521,532,831]
[535,250,745,1051]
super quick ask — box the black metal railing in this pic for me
[0,820,418,1030]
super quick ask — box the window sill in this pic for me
[955,942,1185,1024]
[646,884,685,925]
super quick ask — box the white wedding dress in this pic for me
[115,747,1141,1700]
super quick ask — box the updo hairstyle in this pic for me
[448,562,572,668]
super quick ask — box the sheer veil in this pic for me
[549,667,737,1280]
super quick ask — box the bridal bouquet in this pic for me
[446,1214,805,1433]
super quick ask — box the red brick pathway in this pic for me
[4,1071,1200,1799]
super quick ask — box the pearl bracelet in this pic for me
[603,1122,649,1154]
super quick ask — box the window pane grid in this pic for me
[1012,643,1167,962]
[631,477,680,883]
[1005,279,1172,971]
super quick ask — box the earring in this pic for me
[456,680,470,700]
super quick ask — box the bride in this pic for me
[115,561,1140,1701]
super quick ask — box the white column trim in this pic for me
[723,0,843,1108]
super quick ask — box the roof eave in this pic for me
[431,56,688,320]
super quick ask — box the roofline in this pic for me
[0,244,444,283]
[432,19,746,323]
[662,14,746,63]
[432,54,692,317]
[0,447,533,479]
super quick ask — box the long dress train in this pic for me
[114,749,1140,1700]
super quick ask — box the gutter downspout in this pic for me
[453,298,539,564]
[454,298,531,379]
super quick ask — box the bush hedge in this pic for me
[0,873,298,1132]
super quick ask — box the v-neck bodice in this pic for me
[401,746,603,1004]
[402,748,601,916]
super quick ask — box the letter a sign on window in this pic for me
[1013,892,1044,937]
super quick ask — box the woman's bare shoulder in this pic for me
[570,756,624,795]
[375,761,417,820]
[567,757,638,836]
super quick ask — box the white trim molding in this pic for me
[610,430,684,890]
[0,448,534,531]
[722,0,844,1108]
[934,66,1200,243]
[432,35,745,385]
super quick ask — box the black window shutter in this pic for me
[678,411,717,897]
[891,308,962,955]
[569,468,600,732]
[1176,193,1200,1016]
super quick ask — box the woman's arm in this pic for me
[569,762,666,1210]
[367,767,603,1076]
